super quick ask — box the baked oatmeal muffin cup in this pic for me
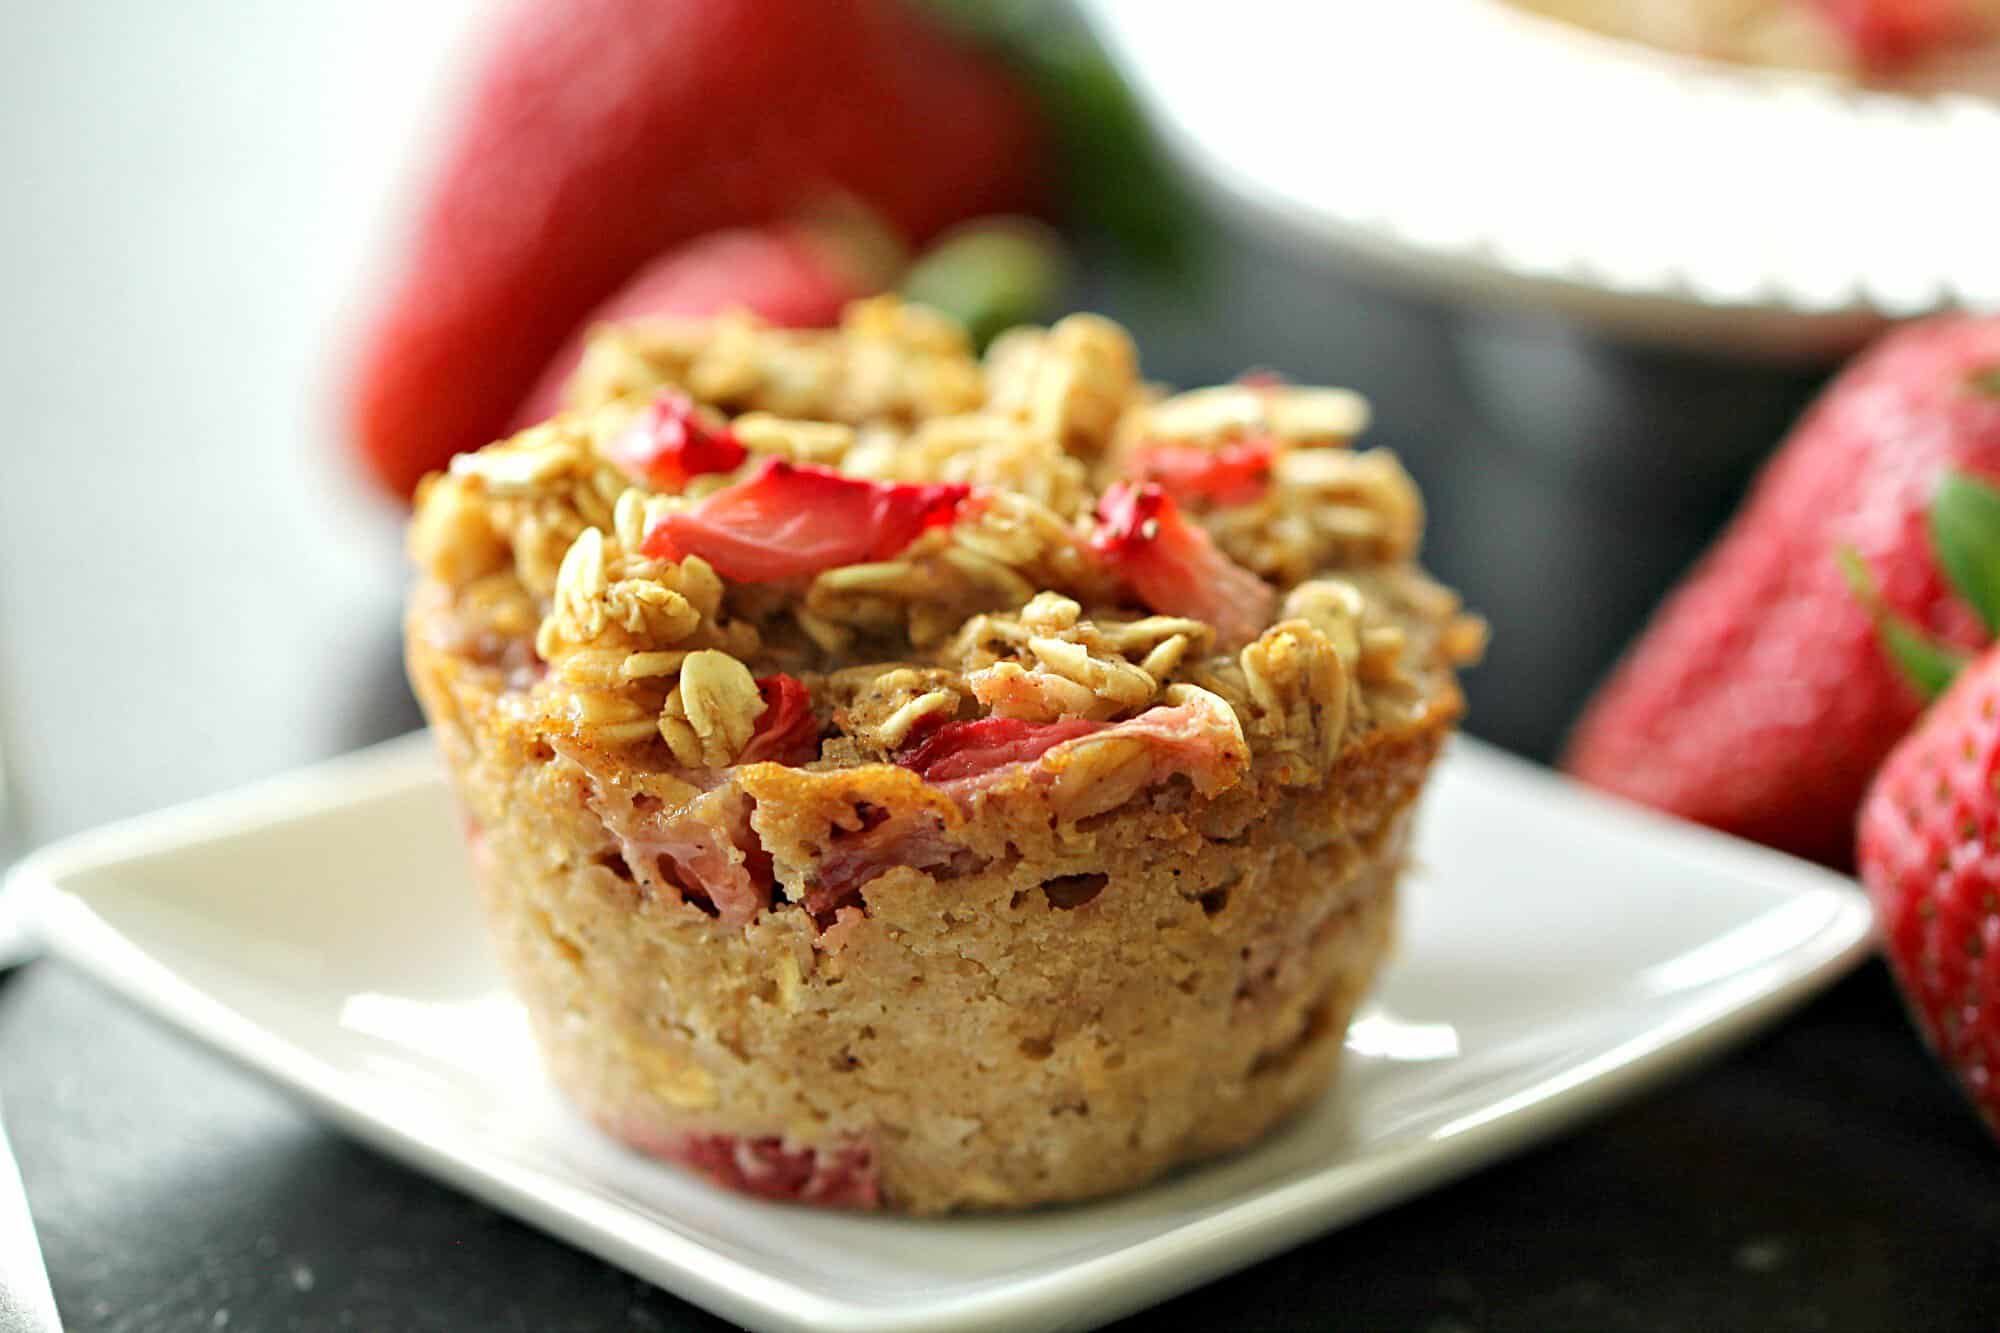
[406,299,1483,1213]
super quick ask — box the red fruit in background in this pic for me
[345,0,1044,499]
[640,459,969,582]
[514,216,901,429]
[603,391,748,492]
[1564,317,2000,866]
[1089,481,1275,650]
[1857,643,2000,1138]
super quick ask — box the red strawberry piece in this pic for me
[640,459,969,581]
[897,696,1250,799]
[1565,317,2000,866]
[343,0,1045,499]
[738,673,821,766]
[896,715,1106,784]
[513,215,901,429]
[609,786,773,924]
[804,805,965,923]
[1857,643,2000,1138]
[1088,481,1276,650]
[651,1131,879,1208]
[1127,436,1276,507]
[603,391,748,491]
[1810,0,1975,69]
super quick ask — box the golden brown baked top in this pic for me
[408,298,1483,786]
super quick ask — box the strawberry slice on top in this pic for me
[1127,437,1276,507]
[606,391,747,491]
[1089,481,1275,649]
[640,459,971,582]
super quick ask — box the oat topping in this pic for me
[410,299,1482,778]
[565,298,985,430]
[982,313,1139,454]
[659,649,763,767]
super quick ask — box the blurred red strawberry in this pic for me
[1126,437,1276,507]
[1857,634,2000,1138]
[1811,0,1982,69]
[1565,317,2000,866]
[346,0,1044,499]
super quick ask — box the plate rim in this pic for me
[6,735,1876,1333]
[1081,0,2000,357]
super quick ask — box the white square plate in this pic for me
[8,734,1871,1333]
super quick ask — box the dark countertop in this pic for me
[3,958,1994,1332]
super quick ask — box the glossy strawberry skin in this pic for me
[603,392,747,491]
[640,459,969,581]
[1565,318,2000,866]
[513,219,893,430]
[1857,646,2000,1136]
[346,0,1043,498]
[1089,481,1275,651]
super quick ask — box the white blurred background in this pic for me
[0,3,498,846]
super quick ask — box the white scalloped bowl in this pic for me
[1083,0,2000,359]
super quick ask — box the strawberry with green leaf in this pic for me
[1838,468,2000,696]
[1565,317,2000,866]
[1857,591,2000,1142]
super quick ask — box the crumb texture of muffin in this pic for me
[405,298,1484,1213]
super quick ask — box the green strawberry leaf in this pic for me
[1929,471,2000,637]
[919,0,1209,283]
[1878,619,1967,702]
[902,219,1069,349]
[1971,366,2000,397]
[1839,547,1968,700]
